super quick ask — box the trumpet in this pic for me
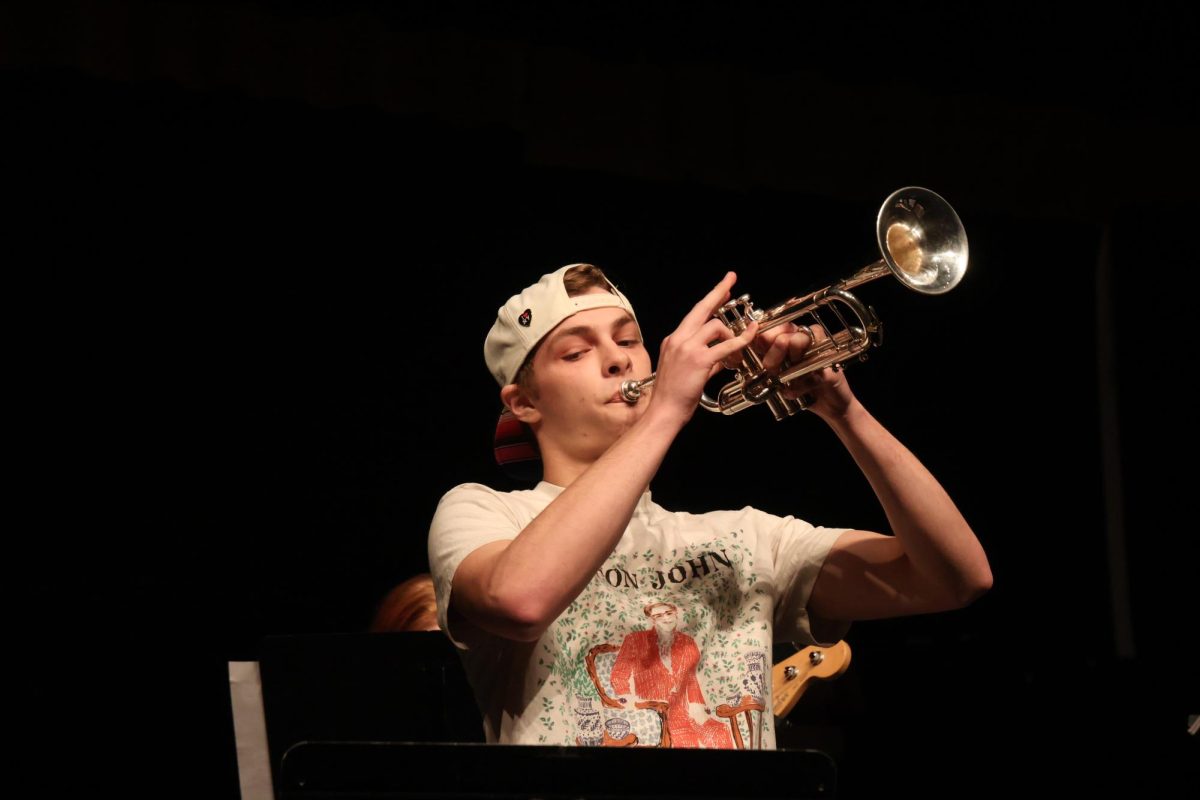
[620,186,968,420]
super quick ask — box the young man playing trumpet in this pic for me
[427,263,991,747]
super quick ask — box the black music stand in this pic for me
[278,741,838,799]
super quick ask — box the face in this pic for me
[517,296,652,460]
[648,604,677,636]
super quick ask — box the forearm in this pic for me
[486,405,685,629]
[825,401,992,603]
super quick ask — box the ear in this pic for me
[500,383,542,425]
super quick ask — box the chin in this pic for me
[608,397,646,414]
[607,403,644,428]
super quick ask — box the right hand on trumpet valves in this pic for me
[757,321,820,373]
[721,320,818,372]
[744,321,859,420]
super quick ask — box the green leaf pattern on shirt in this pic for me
[541,535,774,744]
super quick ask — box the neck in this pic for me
[537,433,651,497]
[539,446,596,488]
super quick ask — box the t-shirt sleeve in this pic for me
[757,508,853,647]
[426,483,521,650]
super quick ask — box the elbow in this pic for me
[955,566,994,608]
[506,605,552,642]
[491,588,555,642]
[473,553,561,642]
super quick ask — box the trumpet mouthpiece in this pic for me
[620,376,654,403]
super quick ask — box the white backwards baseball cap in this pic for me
[484,263,638,387]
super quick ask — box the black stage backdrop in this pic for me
[8,2,1196,798]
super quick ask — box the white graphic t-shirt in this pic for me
[427,481,851,749]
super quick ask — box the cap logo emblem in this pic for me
[518,309,532,327]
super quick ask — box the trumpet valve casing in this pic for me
[717,294,759,333]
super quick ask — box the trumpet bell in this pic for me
[876,186,968,295]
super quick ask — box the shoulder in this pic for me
[429,482,555,550]
[437,482,510,504]
[437,482,556,507]
[684,504,849,567]
[659,503,776,525]
[428,483,526,546]
[433,482,537,519]
[671,504,807,535]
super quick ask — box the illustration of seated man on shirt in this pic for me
[609,601,735,749]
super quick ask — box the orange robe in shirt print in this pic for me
[608,604,734,749]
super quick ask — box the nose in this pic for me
[602,339,633,376]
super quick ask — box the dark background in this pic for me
[9,2,1196,797]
